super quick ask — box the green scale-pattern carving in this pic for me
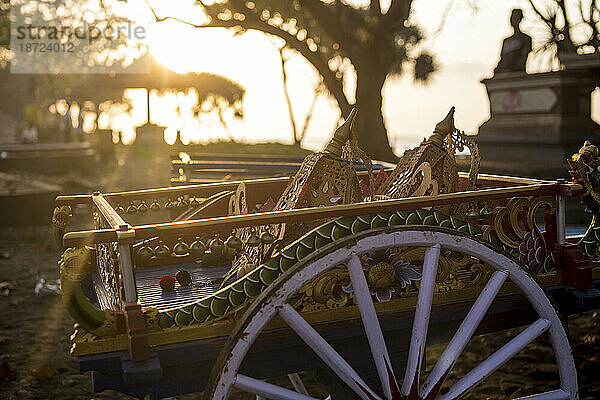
[158,208,509,329]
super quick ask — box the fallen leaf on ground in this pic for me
[31,365,56,380]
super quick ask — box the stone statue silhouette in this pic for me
[494,9,532,74]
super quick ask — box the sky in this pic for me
[120,0,599,152]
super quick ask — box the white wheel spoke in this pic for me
[278,303,382,400]
[210,231,577,400]
[347,254,401,400]
[421,270,509,398]
[287,373,309,395]
[514,389,570,400]
[401,244,441,397]
[234,374,318,400]
[439,318,551,400]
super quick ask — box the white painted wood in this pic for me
[347,254,399,399]
[278,303,382,400]
[117,244,137,303]
[401,244,441,396]
[256,396,266,400]
[287,373,309,396]
[234,374,318,400]
[515,389,571,400]
[212,276,296,399]
[421,270,509,398]
[556,194,566,245]
[439,318,551,400]
[209,231,578,400]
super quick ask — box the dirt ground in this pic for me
[1,144,599,399]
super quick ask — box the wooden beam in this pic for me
[63,183,569,246]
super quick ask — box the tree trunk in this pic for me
[353,67,397,162]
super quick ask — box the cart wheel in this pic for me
[204,228,578,400]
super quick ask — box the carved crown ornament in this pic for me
[376,107,480,214]
[222,109,368,284]
[224,107,480,283]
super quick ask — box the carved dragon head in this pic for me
[568,141,600,215]
[569,141,600,194]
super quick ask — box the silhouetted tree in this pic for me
[0,1,245,141]
[528,0,599,64]
[150,0,435,161]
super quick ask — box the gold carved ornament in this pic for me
[293,264,354,312]
[482,196,556,247]
[70,309,121,343]
[60,246,94,283]
[228,109,366,281]
[61,247,125,340]
[52,205,72,250]
[567,141,600,260]
[143,307,161,332]
[70,307,155,346]
[568,140,600,202]
[481,196,556,274]
[341,109,375,201]
[52,205,72,229]
[375,107,475,215]
[373,107,482,217]
[294,246,495,313]
[444,125,480,192]
[388,246,485,293]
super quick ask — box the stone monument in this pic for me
[475,9,600,178]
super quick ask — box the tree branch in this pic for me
[383,0,413,27]
[277,46,299,145]
[145,0,351,114]
[583,0,600,48]
[371,0,381,16]
[528,0,554,29]
[298,84,321,144]
[556,0,573,42]
[301,0,357,51]
[429,0,456,42]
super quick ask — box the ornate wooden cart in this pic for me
[53,109,600,400]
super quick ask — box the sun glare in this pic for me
[111,0,301,145]
[99,0,599,151]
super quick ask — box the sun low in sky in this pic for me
[115,0,599,151]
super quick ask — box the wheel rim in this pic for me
[205,228,578,400]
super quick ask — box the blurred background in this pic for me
[0,1,599,398]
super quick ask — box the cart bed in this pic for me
[135,264,228,311]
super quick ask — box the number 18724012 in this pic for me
[19,42,74,53]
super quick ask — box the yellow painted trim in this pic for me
[71,271,562,356]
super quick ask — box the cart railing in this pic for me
[91,194,137,308]
[58,176,579,309]
[54,173,586,362]
[61,179,581,248]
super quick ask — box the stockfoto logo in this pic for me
[15,21,146,44]
[11,0,149,74]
